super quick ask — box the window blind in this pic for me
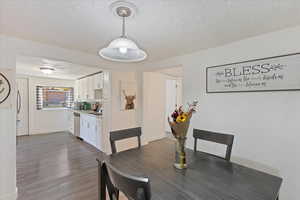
[65,88,74,108]
[36,86,43,110]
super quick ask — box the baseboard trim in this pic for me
[0,189,17,200]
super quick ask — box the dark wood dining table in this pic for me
[99,138,282,200]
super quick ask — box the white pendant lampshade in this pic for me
[99,37,147,62]
[99,4,147,62]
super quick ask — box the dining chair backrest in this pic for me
[193,129,234,161]
[110,127,142,154]
[101,161,151,200]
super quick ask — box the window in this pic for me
[36,86,74,110]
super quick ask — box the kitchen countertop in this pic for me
[71,109,102,118]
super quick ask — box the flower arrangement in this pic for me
[168,100,198,169]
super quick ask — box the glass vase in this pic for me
[174,137,187,169]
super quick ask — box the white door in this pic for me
[165,79,178,133]
[16,78,29,136]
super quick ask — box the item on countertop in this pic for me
[82,102,91,110]
[95,103,103,113]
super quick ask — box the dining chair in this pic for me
[110,127,142,154]
[193,129,234,161]
[97,160,151,200]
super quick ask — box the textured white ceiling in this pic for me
[2,0,300,64]
[16,56,101,80]
[156,67,183,78]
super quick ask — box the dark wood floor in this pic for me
[17,132,106,200]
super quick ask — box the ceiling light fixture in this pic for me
[40,66,55,74]
[99,3,147,62]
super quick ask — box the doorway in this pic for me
[142,66,183,142]
[165,78,182,137]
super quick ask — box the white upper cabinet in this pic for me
[94,73,104,89]
[75,79,82,99]
[74,80,79,100]
[81,78,88,99]
[75,72,104,101]
[87,76,95,100]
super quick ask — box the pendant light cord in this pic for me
[122,16,126,38]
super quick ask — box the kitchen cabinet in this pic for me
[80,114,101,150]
[94,73,104,89]
[87,76,94,100]
[74,80,79,100]
[75,72,104,101]
[102,71,110,99]
[67,110,74,134]
[81,78,88,99]
[77,79,83,99]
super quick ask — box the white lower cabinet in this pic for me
[68,111,74,135]
[80,114,102,150]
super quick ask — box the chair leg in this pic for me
[97,160,102,200]
[99,162,106,200]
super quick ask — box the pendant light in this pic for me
[99,5,147,62]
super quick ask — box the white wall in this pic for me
[108,71,144,152]
[143,72,167,142]
[165,79,177,132]
[141,25,300,200]
[26,76,75,134]
[0,36,17,200]
[110,71,140,131]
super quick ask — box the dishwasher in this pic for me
[74,112,81,139]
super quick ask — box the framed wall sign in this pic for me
[206,53,300,93]
[0,69,13,108]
